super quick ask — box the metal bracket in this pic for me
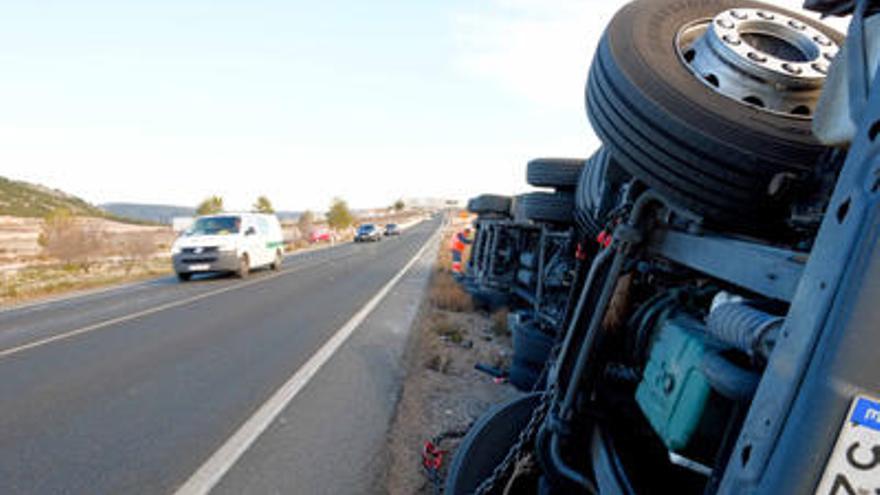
[647,230,806,302]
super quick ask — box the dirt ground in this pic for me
[0,215,173,272]
[385,219,520,494]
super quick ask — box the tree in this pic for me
[38,208,102,270]
[252,195,274,214]
[196,196,224,215]
[393,199,405,212]
[326,197,354,230]
[121,233,157,274]
[297,210,315,233]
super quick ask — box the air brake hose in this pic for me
[706,302,784,361]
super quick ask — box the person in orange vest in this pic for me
[450,227,473,274]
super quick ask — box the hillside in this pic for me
[0,176,109,218]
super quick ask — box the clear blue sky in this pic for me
[0,0,838,211]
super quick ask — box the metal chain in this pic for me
[472,388,554,495]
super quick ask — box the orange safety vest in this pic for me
[450,232,466,252]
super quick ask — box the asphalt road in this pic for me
[0,217,441,494]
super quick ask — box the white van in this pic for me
[171,213,284,281]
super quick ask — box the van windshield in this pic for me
[187,216,241,236]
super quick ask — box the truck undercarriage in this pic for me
[448,0,880,493]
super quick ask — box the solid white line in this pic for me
[173,227,439,495]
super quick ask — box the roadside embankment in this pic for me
[385,217,519,494]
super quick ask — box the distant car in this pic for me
[171,212,284,281]
[354,224,383,242]
[384,223,400,236]
[309,227,333,243]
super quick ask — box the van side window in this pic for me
[257,217,269,234]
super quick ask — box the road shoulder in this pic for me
[211,225,439,495]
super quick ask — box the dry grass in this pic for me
[430,313,465,343]
[424,352,453,374]
[385,218,518,494]
[430,272,473,312]
[0,257,172,305]
[427,227,474,312]
[286,239,311,251]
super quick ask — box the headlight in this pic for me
[171,245,182,255]
[218,245,236,252]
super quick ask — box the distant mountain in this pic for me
[0,176,113,219]
[101,202,303,224]
[101,203,196,225]
[274,210,303,221]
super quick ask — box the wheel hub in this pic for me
[676,8,839,118]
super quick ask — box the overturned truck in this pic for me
[450,0,880,493]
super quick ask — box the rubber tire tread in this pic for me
[527,158,584,189]
[585,0,841,228]
[520,192,575,225]
[468,194,512,215]
[575,147,612,236]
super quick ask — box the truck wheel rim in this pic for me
[674,7,838,118]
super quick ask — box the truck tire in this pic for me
[576,147,620,236]
[468,194,512,215]
[520,192,575,225]
[527,158,584,189]
[513,321,555,368]
[509,363,544,392]
[445,393,542,495]
[586,0,841,229]
[511,195,529,223]
[271,250,283,271]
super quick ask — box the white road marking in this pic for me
[0,252,352,360]
[173,227,439,495]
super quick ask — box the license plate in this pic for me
[815,395,880,494]
[188,264,210,271]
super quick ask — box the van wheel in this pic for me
[272,251,283,271]
[237,254,250,279]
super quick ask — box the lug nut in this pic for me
[788,19,805,30]
[722,34,742,46]
[748,52,768,63]
[756,11,775,20]
[716,18,734,29]
[814,35,831,46]
[782,63,802,75]
[730,10,747,20]
[811,62,828,74]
